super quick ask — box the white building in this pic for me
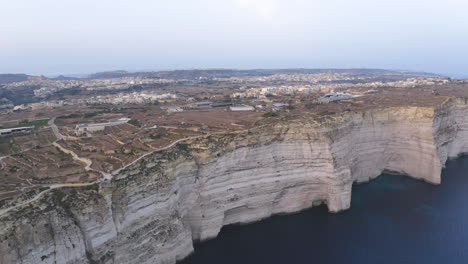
[166,106,183,113]
[75,118,130,135]
[0,126,34,136]
[230,106,254,111]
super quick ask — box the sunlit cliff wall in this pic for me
[2,99,468,264]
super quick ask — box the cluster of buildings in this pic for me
[363,78,450,88]
[229,77,450,100]
[214,72,367,84]
[9,92,177,112]
[231,85,323,99]
[163,101,290,113]
[84,91,176,105]
[4,77,178,97]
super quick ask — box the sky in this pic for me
[1,0,468,77]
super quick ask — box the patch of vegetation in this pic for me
[83,112,98,118]
[70,142,82,151]
[319,110,336,116]
[59,113,82,119]
[82,184,99,192]
[263,112,279,118]
[150,133,163,139]
[55,147,72,161]
[223,95,232,102]
[58,111,101,119]
[128,119,141,127]
[0,85,41,105]
[18,119,49,127]
[52,86,82,99]
[0,119,49,129]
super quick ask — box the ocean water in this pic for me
[180,156,468,264]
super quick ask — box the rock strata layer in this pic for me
[2,99,468,264]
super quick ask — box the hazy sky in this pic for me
[1,0,468,76]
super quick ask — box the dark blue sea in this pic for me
[180,155,468,264]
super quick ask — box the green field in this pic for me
[2,119,50,129]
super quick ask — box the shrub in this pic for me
[263,112,279,118]
[128,119,141,127]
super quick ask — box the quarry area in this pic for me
[0,68,466,209]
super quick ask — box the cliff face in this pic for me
[2,100,468,264]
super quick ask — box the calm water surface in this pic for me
[180,156,468,264]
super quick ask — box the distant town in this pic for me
[0,69,456,113]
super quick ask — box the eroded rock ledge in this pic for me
[2,98,468,264]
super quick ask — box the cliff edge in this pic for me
[2,99,468,264]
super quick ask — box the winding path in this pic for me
[0,117,256,217]
[48,117,62,141]
[0,127,241,216]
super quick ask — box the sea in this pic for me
[180,155,468,264]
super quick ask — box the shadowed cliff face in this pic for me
[2,100,468,264]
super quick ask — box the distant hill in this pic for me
[86,69,271,80]
[259,68,443,77]
[84,68,443,80]
[0,74,29,84]
[0,74,50,84]
[50,75,80,81]
[0,69,443,84]
[86,70,132,79]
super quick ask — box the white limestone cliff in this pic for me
[2,99,468,264]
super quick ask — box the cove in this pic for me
[180,155,468,264]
